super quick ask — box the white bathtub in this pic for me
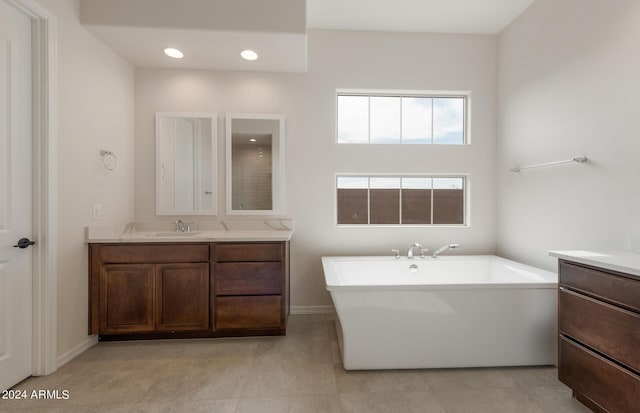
[322,255,558,370]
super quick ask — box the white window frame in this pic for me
[335,174,469,227]
[336,89,471,145]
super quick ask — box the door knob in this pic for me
[14,238,36,249]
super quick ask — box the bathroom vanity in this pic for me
[550,251,640,413]
[87,222,291,341]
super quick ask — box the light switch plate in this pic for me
[92,204,102,221]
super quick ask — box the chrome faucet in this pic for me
[407,243,427,259]
[175,220,186,232]
[432,243,461,258]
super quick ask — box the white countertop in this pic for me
[549,250,640,277]
[86,220,293,243]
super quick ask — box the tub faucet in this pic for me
[432,243,461,258]
[407,243,427,259]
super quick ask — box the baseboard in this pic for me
[55,309,334,365]
[290,305,335,315]
[56,336,98,368]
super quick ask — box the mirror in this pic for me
[226,114,285,215]
[155,112,217,215]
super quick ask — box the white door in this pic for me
[0,0,34,391]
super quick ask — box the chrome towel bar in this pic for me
[510,156,587,173]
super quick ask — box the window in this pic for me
[337,92,467,144]
[336,176,465,226]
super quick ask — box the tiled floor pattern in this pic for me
[1,315,590,413]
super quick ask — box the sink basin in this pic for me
[148,231,201,237]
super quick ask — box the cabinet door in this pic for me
[99,264,154,334]
[155,263,209,331]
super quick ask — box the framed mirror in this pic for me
[155,112,217,215]
[226,113,285,215]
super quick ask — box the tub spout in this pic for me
[432,243,461,258]
[407,243,427,259]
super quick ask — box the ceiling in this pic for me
[80,0,535,73]
[308,0,536,34]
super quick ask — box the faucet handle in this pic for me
[175,219,187,232]
[420,248,428,259]
[391,249,400,259]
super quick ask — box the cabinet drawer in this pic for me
[560,288,640,372]
[559,337,640,413]
[559,261,640,312]
[216,262,282,295]
[215,296,282,329]
[215,243,282,262]
[99,244,209,264]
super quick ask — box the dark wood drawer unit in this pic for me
[559,288,640,372]
[216,262,283,295]
[213,242,288,334]
[99,244,209,264]
[89,241,289,340]
[559,261,640,312]
[216,296,283,329]
[558,259,640,413]
[559,337,640,413]
[215,243,283,262]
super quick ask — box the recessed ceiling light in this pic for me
[249,138,257,142]
[163,48,184,59]
[240,49,258,61]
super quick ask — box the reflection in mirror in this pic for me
[156,112,217,215]
[226,114,285,215]
[232,132,272,210]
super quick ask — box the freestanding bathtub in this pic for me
[322,255,558,370]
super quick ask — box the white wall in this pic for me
[496,0,640,270]
[135,29,497,307]
[35,0,135,359]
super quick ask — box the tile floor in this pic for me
[1,315,590,413]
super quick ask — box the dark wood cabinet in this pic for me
[216,296,283,329]
[99,264,155,334]
[216,262,283,295]
[558,260,640,413]
[214,242,288,331]
[89,241,289,340]
[155,263,209,332]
